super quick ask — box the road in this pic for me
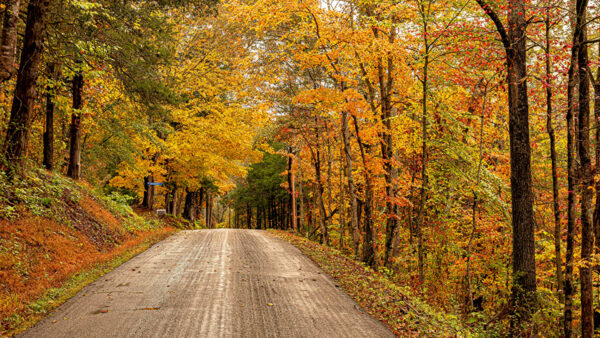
[22,229,394,337]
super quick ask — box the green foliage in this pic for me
[0,168,163,235]
[0,169,77,220]
[105,190,137,206]
[0,205,16,220]
[231,143,288,210]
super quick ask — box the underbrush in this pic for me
[0,168,177,335]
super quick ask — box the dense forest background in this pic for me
[2,0,600,335]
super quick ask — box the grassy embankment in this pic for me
[0,168,182,336]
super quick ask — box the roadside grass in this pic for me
[2,226,175,336]
[268,230,469,337]
[0,168,182,336]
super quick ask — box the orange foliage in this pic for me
[0,214,174,329]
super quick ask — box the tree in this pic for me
[571,0,592,334]
[3,0,51,175]
[43,63,58,170]
[475,0,537,328]
[66,71,83,179]
[0,0,21,81]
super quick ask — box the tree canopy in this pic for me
[2,0,600,335]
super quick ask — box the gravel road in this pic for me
[22,229,394,338]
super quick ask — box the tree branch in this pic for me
[474,0,510,49]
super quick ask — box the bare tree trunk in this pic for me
[67,72,83,179]
[3,0,51,175]
[0,0,20,81]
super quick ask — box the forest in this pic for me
[1,0,600,335]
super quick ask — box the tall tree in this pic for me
[3,0,51,175]
[543,3,562,304]
[340,97,360,257]
[474,0,536,328]
[43,63,57,170]
[67,72,83,179]
[573,0,592,334]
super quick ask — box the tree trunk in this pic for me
[339,154,345,252]
[197,188,204,220]
[593,42,600,270]
[544,8,562,303]
[234,207,238,228]
[43,63,56,170]
[206,193,212,228]
[306,118,329,245]
[298,153,305,233]
[506,1,537,327]
[3,0,50,175]
[341,91,360,258]
[246,203,251,229]
[0,0,20,81]
[287,149,296,231]
[315,156,328,245]
[183,190,198,222]
[142,175,154,208]
[466,80,489,310]
[67,72,83,180]
[313,120,329,245]
[209,194,213,228]
[575,9,593,336]
[373,24,398,269]
[475,0,537,328]
[166,184,177,215]
[351,115,375,267]
[564,37,577,338]
[416,50,429,285]
[142,152,159,209]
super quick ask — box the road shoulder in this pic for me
[268,230,467,336]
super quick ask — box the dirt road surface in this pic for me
[22,229,394,337]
